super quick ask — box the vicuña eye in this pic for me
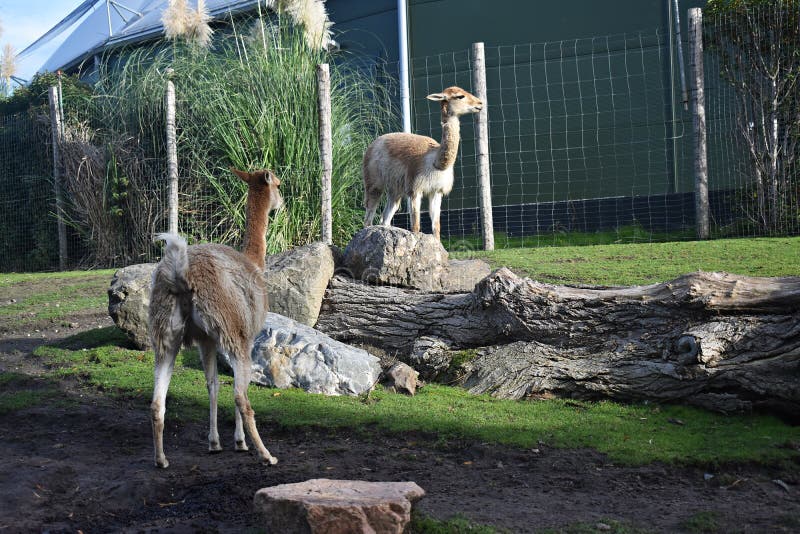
[454,95,465,99]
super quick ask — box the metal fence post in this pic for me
[688,8,709,240]
[317,63,333,245]
[48,86,68,270]
[472,42,494,251]
[165,75,179,235]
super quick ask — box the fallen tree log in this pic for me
[317,268,800,414]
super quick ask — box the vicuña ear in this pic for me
[426,93,447,101]
[255,170,280,186]
[265,170,281,186]
[230,167,252,183]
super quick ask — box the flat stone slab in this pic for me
[253,479,425,534]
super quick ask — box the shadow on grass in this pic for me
[54,326,136,351]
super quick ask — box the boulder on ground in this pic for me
[233,312,381,396]
[342,226,448,291]
[253,479,425,534]
[383,362,421,396]
[264,242,335,327]
[107,263,156,350]
[342,226,491,292]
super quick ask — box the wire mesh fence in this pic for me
[400,2,799,249]
[0,110,59,272]
[0,3,797,272]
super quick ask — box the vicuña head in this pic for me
[148,167,282,469]
[363,85,482,240]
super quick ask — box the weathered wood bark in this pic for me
[317,268,800,414]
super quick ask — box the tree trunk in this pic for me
[317,269,800,414]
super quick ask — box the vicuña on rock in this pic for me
[148,167,283,468]
[363,86,482,240]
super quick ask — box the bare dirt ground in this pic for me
[1,276,799,533]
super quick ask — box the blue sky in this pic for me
[0,0,83,82]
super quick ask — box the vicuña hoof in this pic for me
[208,443,223,453]
[235,440,249,451]
[155,458,169,469]
[263,456,278,466]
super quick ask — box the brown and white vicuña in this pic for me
[363,86,483,240]
[148,167,283,468]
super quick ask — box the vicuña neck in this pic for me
[242,185,270,270]
[434,115,461,171]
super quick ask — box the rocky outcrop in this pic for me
[264,242,335,327]
[107,263,156,350]
[229,313,381,396]
[253,479,425,534]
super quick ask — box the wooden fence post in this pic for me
[165,75,179,235]
[471,42,494,251]
[317,63,333,245]
[48,86,68,270]
[688,8,709,239]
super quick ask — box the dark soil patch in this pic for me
[1,277,799,533]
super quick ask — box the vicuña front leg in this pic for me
[234,404,248,451]
[410,194,422,233]
[429,192,443,240]
[233,357,277,465]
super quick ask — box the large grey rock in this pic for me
[107,263,156,350]
[342,226,449,291]
[253,479,425,534]
[231,312,381,396]
[264,242,335,327]
[342,226,490,292]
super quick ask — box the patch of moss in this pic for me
[681,511,720,534]
[537,519,651,533]
[408,513,506,533]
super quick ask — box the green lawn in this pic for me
[0,269,117,288]
[455,236,800,286]
[31,326,800,467]
[0,269,115,330]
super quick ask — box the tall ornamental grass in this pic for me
[92,13,395,255]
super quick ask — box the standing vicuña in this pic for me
[148,168,283,468]
[363,86,482,240]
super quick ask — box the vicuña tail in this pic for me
[154,233,190,293]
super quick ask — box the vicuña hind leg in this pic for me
[151,343,179,468]
[232,356,277,465]
[380,195,402,227]
[199,340,222,453]
[364,189,381,227]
